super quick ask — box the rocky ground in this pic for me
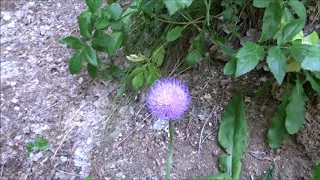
[0,0,319,180]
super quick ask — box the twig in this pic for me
[198,110,215,153]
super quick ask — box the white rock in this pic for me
[7,21,15,28]
[203,94,212,100]
[11,98,18,103]
[86,137,92,145]
[60,156,68,162]
[14,106,20,111]
[78,77,83,84]
[3,13,11,21]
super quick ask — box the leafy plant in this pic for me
[313,163,320,180]
[26,137,49,158]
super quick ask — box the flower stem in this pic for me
[166,121,174,180]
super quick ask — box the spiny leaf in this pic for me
[163,0,193,15]
[301,45,320,71]
[268,91,289,149]
[285,77,308,134]
[260,2,282,42]
[235,42,264,77]
[218,91,247,179]
[59,36,83,50]
[266,46,286,85]
[166,26,184,42]
[69,51,83,74]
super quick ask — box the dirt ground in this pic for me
[0,0,319,180]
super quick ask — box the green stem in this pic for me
[166,121,174,180]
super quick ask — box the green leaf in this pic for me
[288,44,310,63]
[277,18,305,45]
[255,79,273,97]
[286,59,301,72]
[285,77,308,134]
[166,26,184,42]
[210,34,236,56]
[86,176,94,180]
[126,54,148,62]
[313,164,320,180]
[189,173,232,180]
[257,164,275,180]
[59,36,83,50]
[151,44,165,67]
[268,92,289,149]
[301,45,320,71]
[69,52,83,74]
[303,31,319,45]
[109,3,123,20]
[34,137,49,150]
[110,19,124,30]
[107,0,117,5]
[132,72,144,89]
[108,31,123,58]
[192,32,205,54]
[163,0,193,15]
[266,46,286,85]
[253,0,272,8]
[305,71,320,94]
[235,42,264,77]
[315,72,320,79]
[185,50,202,66]
[260,2,282,42]
[83,45,98,67]
[87,64,98,78]
[26,142,33,158]
[101,8,112,20]
[101,65,121,80]
[94,17,110,30]
[224,58,237,75]
[86,0,102,13]
[78,11,93,39]
[218,91,247,179]
[282,7,294,22]
[288,0,306,19]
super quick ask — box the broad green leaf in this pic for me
[223,57,236,75]
[255,79,273,97]
[101,8,112,20]
[303,31,319,45]
[148,63,159,77]
[151,44,165,67]
[253,0,272,8]
[219,153,228,172]
[305,71,320,94]
[101,65,121,81]
[260,2,282,42]
[34,137,49,150]
[78,11,93,39]
[94,17,110,30]
[282,7,294,22]
[313,164,320,180]
[185,49,202,66]
[286,59,301,72]
[291,31,304,42]
[84,45,98,67]
[166,26,184,42]
[129,67,145,78]
[59,36,83,50]
[218,91,247,179]
[257,164,275,180]
[188,173,232,180]
[108,31,123,58]
[192,32,205,54]
[85,176,94,180]
[301,45,320,71]
[266,46,286,85]
[69,52,83,74]
[86,0,102,13]
[268,92,289,149]
[126,54,148,62]
[107,0,117,5]
[235,42,264,77]
[315,72,320,79]
[132,72,144,89]
[288,44,310,62]
[163,0,193,15]
[87,64,98,78]
[288,0,306,19]
[110,3,123,20]
[210,34,236,56]
[277,18,305,45]
[285,77,308,134]
[90,11,100,24]
[110,19,124,30]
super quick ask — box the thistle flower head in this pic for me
[146,78,191,120]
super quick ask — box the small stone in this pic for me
[78,77,83,84]
[11,98,18,103]
[263,65,270,71]
[119,133,123,137]
[2,12,11,21]
[208,122,212,127]
[212,89,217,94]
[259,76,267,83]
[14,106,20,111]
[316,103,320,111]
[60,156,68,162]
[244,96,251,103]
[220,79,231,86]
[6,46,12,51]
[203,94,212,100]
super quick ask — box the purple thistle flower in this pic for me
[146,78,191,120]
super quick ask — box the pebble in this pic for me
[203,94,212,100]
[316,103,320,111]
[10,82,17,86]
[60,156,68,163]
[11,98,18,103]
[78,77,83,84]
[245,96,251,103]
[212,89,217,94]
[259,76,267,83]
[119,133,123,137]
[14,106,20,111]
[2,12,11,21]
